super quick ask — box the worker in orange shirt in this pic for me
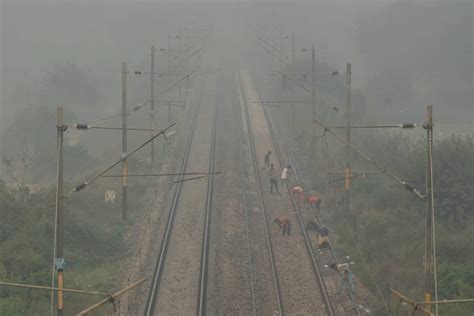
[273,215,291,236]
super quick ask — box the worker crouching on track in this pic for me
[305,220,320,232]
[274,215,291,236]
[330,262,356,296]
[317,227,329,249]
[291,185,306,208]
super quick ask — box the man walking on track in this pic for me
[280,165,291,187]
[267,163,280,195]
[274,215,291,236]
[263,150,272,170]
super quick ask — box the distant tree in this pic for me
[38,63,102,110]
[1,146,37,191]
[1,106,96,182]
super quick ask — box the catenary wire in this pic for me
[314,120,426,199]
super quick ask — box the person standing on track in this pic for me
[267,163,280,195]
[263,150,272,171]
[274,215,291,236]
[280,165,291,188]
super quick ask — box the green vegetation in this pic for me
[0,162,150,314]
[266,56,473,314]
[328,132,474,315]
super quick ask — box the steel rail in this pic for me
[258,79,368,315]
[237,73,262,316]
[238,72,284,315]
[239,127,258,316]
[271,112,365,315]
[144,81,204,316]
[251,72,336,316]
[196,77,218,315]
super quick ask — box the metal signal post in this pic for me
[122,62,128,221]
[150,46,155,165]
[424,105,437,315]
[55,107,66,315]
[345,63,352,217]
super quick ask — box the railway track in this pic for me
[196,73,218,315]
[144,74,217,315]
[238,72,283,315]
[205,70,260,315]
[238,70,335,315]
[256,77,369,315]
[143,67,360,315]
[270,113,363,314]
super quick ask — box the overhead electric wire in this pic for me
[81,100,152,126]
[322,133,392,313]
[251,28,346,115]
[172,175,205,184]
[83,112,123,125]
[261,45,290,66]
[327,124,418,129]
[276,71,312,94]
[273,71,345,114]
[314,118,426,199]
[71,123,175,193]
[252,30,290,66]
[69,124,166,132]
[182,74,190,109]
[159,72,194,96]
[100,171,220,178]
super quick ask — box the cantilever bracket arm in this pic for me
[76,278,147,315]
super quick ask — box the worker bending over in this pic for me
[291,185,306,207]
[308,194,322,212]
[317,227,329,249]
[330,262,356,296]
[273,215,291,236]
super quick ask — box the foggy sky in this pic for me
[1,0,472,144]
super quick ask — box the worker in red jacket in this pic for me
[292,185,306,208]
[273,215,291,236]
[308,194,322,212]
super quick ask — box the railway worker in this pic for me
[291,185,306,207]
[330,262,356,296]
[273,215,291,236]
[263,150,272,170]
[308,194,322,212]
[280,165,292,188]
[317,227,329,249]
[305,220,320,232]
[267,163,280,195]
